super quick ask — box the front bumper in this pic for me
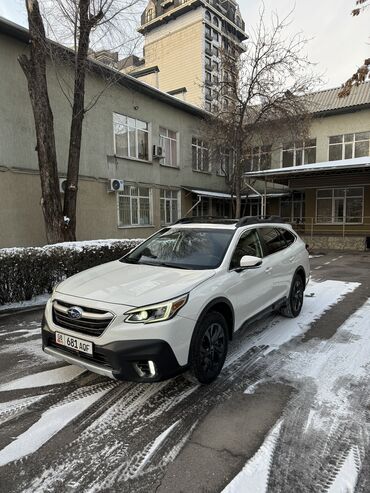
[42,323,187,383]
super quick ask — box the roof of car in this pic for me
[172,216,290,229]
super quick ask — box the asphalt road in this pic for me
[0,252,370,493]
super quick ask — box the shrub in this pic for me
[0,239,143,305]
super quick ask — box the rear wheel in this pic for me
[280,273,304,318]
[189,311,228,384]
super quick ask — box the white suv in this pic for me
[42,217,310,384]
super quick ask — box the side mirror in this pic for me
[239,255,262,269]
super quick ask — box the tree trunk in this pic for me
[63,0,91,241]
[18,0,64,244]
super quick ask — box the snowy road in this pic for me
[0,252,369,492]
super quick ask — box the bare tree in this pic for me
[206,10,317,218]
[18,0,143,243]
[339,0,370,97]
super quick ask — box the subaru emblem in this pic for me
[67,306,83,319]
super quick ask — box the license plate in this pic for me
[55,332,93,355]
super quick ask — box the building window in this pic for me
[205,86,212,100]
[246,146,272,171]
[205,10,211,21]
[159,127,178,167]
[192,138,210,172]
[213,15,219,27]
[118,185,152,226]
[213,46,219,57]
[282,139,316,167]
[316,188,363,224]
[205,40,213,55]
[113,113,149,161]
[280,192,305,222]
[213,30,219,42]
[205,101,212,112]
[160,189,179,224]
[205,71,212,83]
[146,8,154,22]
[205,24,212,40]
[205,56,212,71]
[329,132,370,161]
[217,148,233,176]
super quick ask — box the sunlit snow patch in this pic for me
[0,365,85,392]
[222,421,282,493]
[0,387,110,466]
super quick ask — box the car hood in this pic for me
[56,260,215,307]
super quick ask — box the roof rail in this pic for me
[174,216,238,225]
[235,215,285,227]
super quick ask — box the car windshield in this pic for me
[121,228,235,270]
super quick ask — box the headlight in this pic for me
[124,294,188,324]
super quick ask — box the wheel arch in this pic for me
[196,297,235,341]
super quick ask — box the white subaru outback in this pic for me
[42,217,310,384]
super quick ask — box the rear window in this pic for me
[258,227,287,255]
[278,228,296,246]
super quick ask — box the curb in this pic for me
[0,303,47,318]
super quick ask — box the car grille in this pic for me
[52,299,114,337]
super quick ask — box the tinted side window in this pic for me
[278,228,296,246]
[230,229,262,269]
[259,227,287,256]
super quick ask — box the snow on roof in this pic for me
[243,156,370,178]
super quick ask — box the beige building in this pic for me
[122,0,247,111]
[244,84,370,251]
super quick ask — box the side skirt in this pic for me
[237,297,287,333]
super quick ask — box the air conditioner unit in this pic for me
[59,178,67,193]
[153,145,165,159]
[108,179,124,192]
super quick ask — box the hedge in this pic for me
[0,239,143,305]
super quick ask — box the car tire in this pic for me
[280,273,304,318]
[188,311,228,384]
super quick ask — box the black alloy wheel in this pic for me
[281,273,305,318]
[189,311,228,384]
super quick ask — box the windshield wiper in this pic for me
[121,257,139,264]
[139,260,190,270]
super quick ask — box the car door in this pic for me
[225,228,273,329]
[257,227,290,301]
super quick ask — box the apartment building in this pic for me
[122,0,247,111]
[243,84,370,251]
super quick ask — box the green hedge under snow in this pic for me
[0,239,143,306]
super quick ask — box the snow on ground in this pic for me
[222,421,282,493]
[0,386,110,467]
[0,294,49,313]
[0,395,47,426]
[232,298,370,493]
[0,365,84,392]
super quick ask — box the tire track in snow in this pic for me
[0,279,361,492]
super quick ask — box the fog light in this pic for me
[148,360,156,376]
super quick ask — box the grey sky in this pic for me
[0,0,369,89]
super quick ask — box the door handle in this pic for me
[265,267,272,274]
[289,256,296,263]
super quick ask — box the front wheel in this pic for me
[189,311,228,384]
[280,273,305,318]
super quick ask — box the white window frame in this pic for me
[160,189,180,225]
[117,185,153,227]
[328,132,370,161]
[315,187,364,225]
[246,146,272,171]
[192,137,210,172]
[113,113,151,162]
[159,127,179,167]
[281,140,316,167]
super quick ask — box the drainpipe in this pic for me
[245,182,264,217]
[185,195,202,216]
